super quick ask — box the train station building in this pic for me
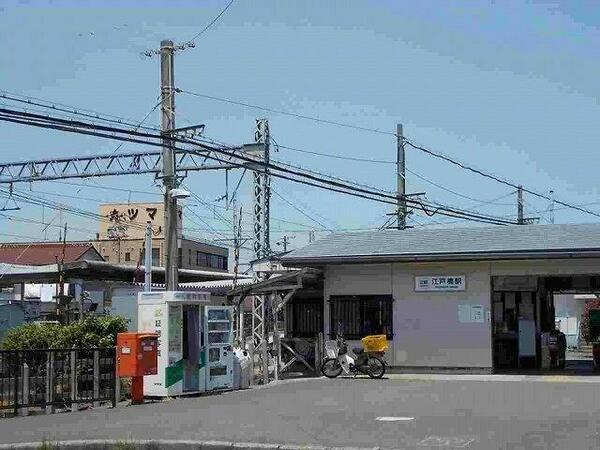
[281,223,600,372]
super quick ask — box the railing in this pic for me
[0,348,116,417]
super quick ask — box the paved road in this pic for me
[1,375,600,449]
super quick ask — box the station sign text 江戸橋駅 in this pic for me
[415,275,466,292]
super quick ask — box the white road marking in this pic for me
[375,416,415,421]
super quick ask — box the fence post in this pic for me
[93,350,100,408]
[70,350,77,412]
[45,352,54,415]
[113,360,120,408]
[20,363,29,417]
[13,352,19,417]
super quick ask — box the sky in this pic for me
[1,0,599,262]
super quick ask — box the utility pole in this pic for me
[396,124,406,229]
[517,185,524,225]
[160,39,178,291]
[276,235,294,252]
[550,190,555,224]
[144,221,152,292]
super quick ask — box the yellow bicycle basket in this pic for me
[361,335,388,353]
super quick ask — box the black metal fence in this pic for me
[0,348,116,417]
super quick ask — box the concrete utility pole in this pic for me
[550,190,555,224]
[160,39,178,291]
[396,124,406,229]
[144,221,152,292]
[517,185,524,225]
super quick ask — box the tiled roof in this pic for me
[0,242,100,265]
[282,223,600,264]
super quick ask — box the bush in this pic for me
[580,298,600,343]
[0,315,127,350]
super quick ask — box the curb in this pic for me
[0,440,391,450]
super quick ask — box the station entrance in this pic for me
[491,274,600,373]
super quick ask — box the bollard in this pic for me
[70,350,77,411]
[93,350,100,408]
[45,352,54,415]
[20,363,29,417]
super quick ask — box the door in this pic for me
[204,306,234,390]
[182,305,200,392]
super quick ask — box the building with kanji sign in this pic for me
[281,223,600,372]
[93,202,229,273]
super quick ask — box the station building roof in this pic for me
[282,223,600,265]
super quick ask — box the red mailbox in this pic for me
[117,332,158,377]
[116,332,158,404]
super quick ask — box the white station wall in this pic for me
[324,262,492,368]
[392,262,492,368]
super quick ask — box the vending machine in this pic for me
[205,305,234,390]
[137,291,234,397]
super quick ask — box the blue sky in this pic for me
[1,0,599,260]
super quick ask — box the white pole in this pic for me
[144,221,152,292]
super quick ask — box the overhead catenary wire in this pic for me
[5,89,597,222]
[47,180,322,230]
[271,188,333,232]
[0,98,532,225]
[0,106,519,226]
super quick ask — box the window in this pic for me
[141,248,161,266]
[196,251,207,267]
[178,248,182,268]
[286,298,323,338]
[329,295,393,339]
[196,251,227,269]
[124,252,131,262]
[151,248,160,266]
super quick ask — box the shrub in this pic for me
[580,298,600,343]
[0,315,127,350]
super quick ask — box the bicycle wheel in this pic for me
[321,358,343,378]
[366,355,386,379]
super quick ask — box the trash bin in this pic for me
[233,347,251,389]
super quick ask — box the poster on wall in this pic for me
[458,304,485,323]
[415,275,466,292]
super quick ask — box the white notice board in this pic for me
[458,304,485,323]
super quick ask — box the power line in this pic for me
[403,139,600,219]
[0,106,517,226]
[47,180,320,230]
[271,188,333,232]
[276,142,395,165]
[7,89,597,222]
[179,89,396,137]
[184,0,236,46]
[0,91,161,133]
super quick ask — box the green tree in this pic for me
[0,315,127,350]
